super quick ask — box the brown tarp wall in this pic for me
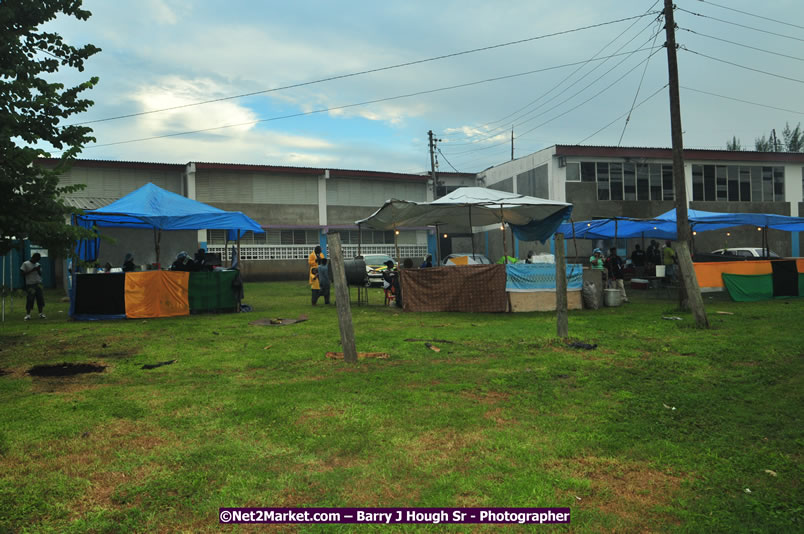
[400,264,507,313]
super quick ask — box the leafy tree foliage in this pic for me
[0,0,100,256]
[725,136,742,151]
[752,122,803,153]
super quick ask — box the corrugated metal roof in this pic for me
[62,197,118,210]
[554,145,804,163]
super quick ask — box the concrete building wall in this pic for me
[57,165,183,198]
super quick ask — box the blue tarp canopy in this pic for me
[557,218,676,240]
[74,183,264,233]
[654,208,804,232]
[557,208,804,240]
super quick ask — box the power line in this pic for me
[695,0,804,31]
[479,1,662,131]
[444,31,665,148]
[69,12,660,127]
[444,48,664,156]
[679,27,804,61]
[676,7,804,43]
[618,20,662,145]
[80,47,658,150]
[447,13,663,146]
[682,47,804,84]
[577,84,668,145]
[437,148,460,173]
[681,86,804,115]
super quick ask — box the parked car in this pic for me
[710,247,780,258]
[442,253,492,266]
[360,254,396,286]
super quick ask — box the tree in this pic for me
[781,122,803,152]
[725,136,742,151]
[0,0,101,256]
[754,134,774,152]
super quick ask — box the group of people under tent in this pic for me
[169,249,219,272]
[589,240,678,302]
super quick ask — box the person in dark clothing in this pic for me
[646,240,661,266]
[193,248,209,271]
[630,245,646,276]
[605,247,629,303]
[381,260,402,307]
[122,253,136,272]
[171,251,193,271]
[314,258,331,305]
[420,254,433,268]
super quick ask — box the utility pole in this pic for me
[428,130,438,197]
[663,0,709,328]
[511,126,514,161]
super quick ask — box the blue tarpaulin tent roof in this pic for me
[74,183,264,233]
[557,208,804,240]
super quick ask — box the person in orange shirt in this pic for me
[308,246,324,305]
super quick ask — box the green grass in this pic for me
[0,283,802,533]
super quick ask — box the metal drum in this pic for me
[342,258,368,286]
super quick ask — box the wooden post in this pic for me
[663,0,709,327]
[328,233,358,363]
[555,233,568,338]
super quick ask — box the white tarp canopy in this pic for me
[355,187,573,239]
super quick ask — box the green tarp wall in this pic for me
[188,271,238,312]
[722,273,804,302]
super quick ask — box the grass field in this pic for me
[0,282,802,533]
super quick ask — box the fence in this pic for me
[207,244,429,261]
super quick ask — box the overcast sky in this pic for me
[43,0,804,173]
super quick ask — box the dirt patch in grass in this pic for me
[460,390,510,404]
[483,407,517,426]
[402,429,485,470]
[295,405,343,428]
[552,456,685,529]
[28,362,106,377]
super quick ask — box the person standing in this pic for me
[315,258,331,305]
[663,241,677,283]
[605,247,629,303]
[20,252,45,320]
[630,244,646,276]
[419,254,433,268]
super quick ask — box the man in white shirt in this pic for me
[20,253,46,320]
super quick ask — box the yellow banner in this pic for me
[125,271,190,318]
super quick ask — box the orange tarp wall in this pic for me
[694,259,804,289]
[124,271,190,318]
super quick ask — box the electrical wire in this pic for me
[481,1,662,130]
[577,84,668,145]
[679,27,804,61]
[444,30,665,148]
[437,148,461,173]
[446,15,663,146]
[80,46,659,150]
[681,86,804,115]
[69,12,660,127]
[676,7,804,43]
[618,19,662,146]
[682,47,804,84]
[695,0,804,31]
[443,46,664,156]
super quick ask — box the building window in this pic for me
[610,162,623,201]
[596,162,610,200]
[691,164,785,202]
[580,160,673,201]
[581,162,596,182]
[636,164,649,200]
[623,163,636,200]
[566,162,580,181]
